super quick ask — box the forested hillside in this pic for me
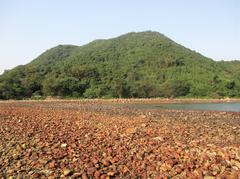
[0,31,240,99]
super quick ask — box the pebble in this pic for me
[61,143,67,148]
[63,168,72,176]
[82,172,88,179]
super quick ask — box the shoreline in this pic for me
[1,97,240,104]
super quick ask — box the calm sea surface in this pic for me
[128,102,240,112]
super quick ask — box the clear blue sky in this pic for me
[0,0,239,74]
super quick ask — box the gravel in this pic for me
[0,100,239,178]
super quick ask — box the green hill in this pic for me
[0,31,240,99]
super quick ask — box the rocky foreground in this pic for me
[0,100,240,178]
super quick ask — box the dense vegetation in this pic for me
[1,31,240,99]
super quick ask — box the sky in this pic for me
[0,0,239,74]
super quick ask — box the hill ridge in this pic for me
[0,31,240,99]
